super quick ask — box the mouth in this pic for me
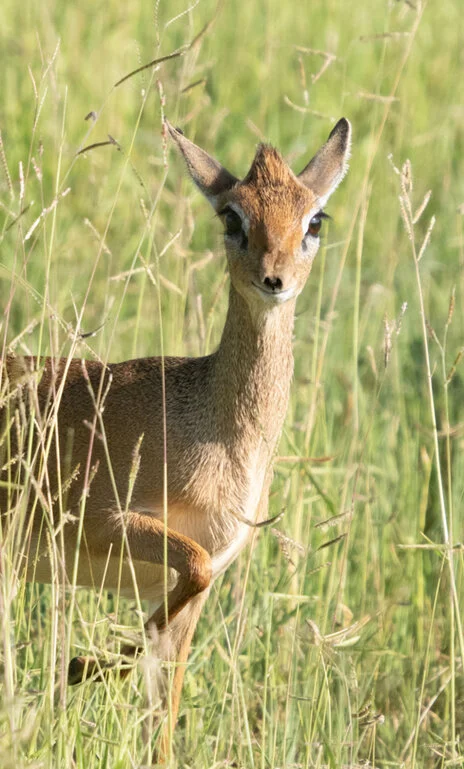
[252,283,296,303]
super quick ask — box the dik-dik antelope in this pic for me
[0,117,350,759]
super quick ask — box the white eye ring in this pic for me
[302,213,312,236]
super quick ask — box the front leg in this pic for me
[68,512,212,684]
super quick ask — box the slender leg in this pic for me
[68,512,212,684]
[151,591,208,765]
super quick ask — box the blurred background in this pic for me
[1,0,463,766]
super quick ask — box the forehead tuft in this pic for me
[243,144,293,187]
[234,145,315,226]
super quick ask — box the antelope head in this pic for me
[167,119,351,317]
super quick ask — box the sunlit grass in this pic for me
[1,0,463,766]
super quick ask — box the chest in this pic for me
[161,442,271,578]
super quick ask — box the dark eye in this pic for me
[307,213,323,238]
[223,208,243,237]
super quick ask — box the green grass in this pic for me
[1,0,463,766]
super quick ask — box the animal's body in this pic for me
[0,118,351,762]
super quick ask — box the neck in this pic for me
[211,284,295,452]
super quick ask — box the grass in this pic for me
[1,0,463,766]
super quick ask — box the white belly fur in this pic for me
[211,520,251,579]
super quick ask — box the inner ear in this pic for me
[298,118,351,205]
[166,121,238,209]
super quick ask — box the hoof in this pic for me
[68,655,100,685]
[68,651,138,685]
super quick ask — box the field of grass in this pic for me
[1,0,463,766]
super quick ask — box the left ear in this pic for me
[298,118,351,206]
[166,120,238,210]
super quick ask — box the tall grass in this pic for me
[1,0,463,766]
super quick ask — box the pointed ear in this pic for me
[298,118,351,206]
[166,120,238,210]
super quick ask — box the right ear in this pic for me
[166,120,238,210]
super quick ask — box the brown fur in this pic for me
[0,117,351,763]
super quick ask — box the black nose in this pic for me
[263,276,283,292]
